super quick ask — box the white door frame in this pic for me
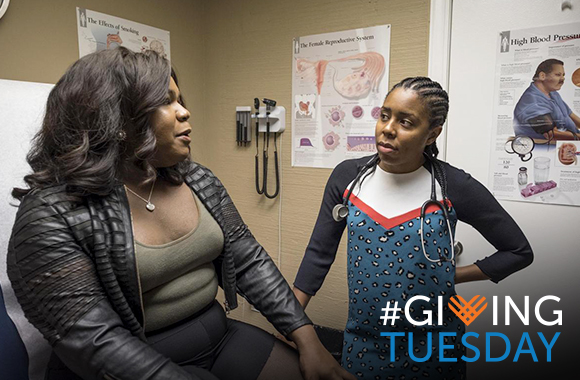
[427,0,453,160]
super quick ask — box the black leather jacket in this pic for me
[7,162,311,380]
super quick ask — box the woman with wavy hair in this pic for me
[8,47,353,380]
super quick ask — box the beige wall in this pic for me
[201,0,431,332]
[0,0,207,160]
[0,0,430,333]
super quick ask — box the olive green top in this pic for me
[136,192,224,332]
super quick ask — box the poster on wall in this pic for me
[489,22,580,206]
[76,8,170,60]
[291,25,390,168]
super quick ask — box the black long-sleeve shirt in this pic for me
[294,156,533,295]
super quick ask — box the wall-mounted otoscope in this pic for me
[260,98,279,199]
[262,98,277,108]
[238,98,285,199]
[254,98,264,194]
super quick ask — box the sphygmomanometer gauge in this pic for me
[505,135,535,162]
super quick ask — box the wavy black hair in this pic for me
[13,47,188,200]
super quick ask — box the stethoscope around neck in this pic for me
[332,154,461,263]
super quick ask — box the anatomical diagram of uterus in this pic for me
[295,52,385,100]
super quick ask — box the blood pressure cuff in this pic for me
[514,86,577,135]
[527,114,554,135]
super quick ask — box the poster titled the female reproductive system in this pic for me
[292,25,390,168]
[76,8,170,60]
[489,22,580,206]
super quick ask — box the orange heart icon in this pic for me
[449,295,487,326]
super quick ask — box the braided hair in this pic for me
[372,77,451,200]
[387,76,449,159]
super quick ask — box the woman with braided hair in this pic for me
[293,77,533,379]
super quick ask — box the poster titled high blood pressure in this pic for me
[489,22,580,206]
[76,8,170,60]
[291,25,390,168]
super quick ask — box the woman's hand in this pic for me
[288,325,356,380]
[297,341,355,380]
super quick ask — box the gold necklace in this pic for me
[124,178,156,212]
